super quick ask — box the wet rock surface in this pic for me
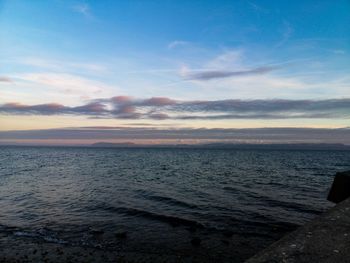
[246,197,350,263]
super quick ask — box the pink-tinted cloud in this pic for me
[117,105,136,114]
[111,96,133,103]
[3,102,26,108]
[1,102,66,114]
[142,97,177,106]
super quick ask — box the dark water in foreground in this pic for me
[0,146,349,261]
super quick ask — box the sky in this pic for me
[0,0,349,144]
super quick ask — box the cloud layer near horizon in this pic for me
[0,127,349,145]
[0,96,350,120]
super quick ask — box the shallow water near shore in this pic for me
[0,146,349,262]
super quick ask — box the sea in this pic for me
[0,146,349,262]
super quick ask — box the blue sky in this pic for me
[0,0,349,143]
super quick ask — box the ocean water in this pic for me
[0,146,349,262]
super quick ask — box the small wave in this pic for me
[223,186,319,215]
[254,195,320,215]
[13,231,36,237]
[230,215,299,238]
[100,205,204,228]
[223,186,243,193]
[144,195,199,210]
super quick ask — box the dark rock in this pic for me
[327,171,350,203]
[246,197,350,263]
[115,231,127,239]
[191,237,201,246]
[223,230,234,237]
[169,222,180,227]
[186,226,197,232]
[90,229,104,235]
[221,239,230,245]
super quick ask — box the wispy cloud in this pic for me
[168,40,189,49]
[0,76,12,82]
[15,72,115,95]
[247,1,269,13]
[21,57,107,74]
[182,65,280,81]
[178,50,281,82]
[331,49,346,55]
[176,49,350,99]
[275,21,294,47]
[206,50,243,69]
[72,3,92,18]
[1,96,349,120]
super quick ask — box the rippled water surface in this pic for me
[0,146,349,261]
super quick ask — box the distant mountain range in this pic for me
[1,141,350,150]
[91,142,136,147]
[90,142,350,150]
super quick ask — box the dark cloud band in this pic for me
[0,97,349,120]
